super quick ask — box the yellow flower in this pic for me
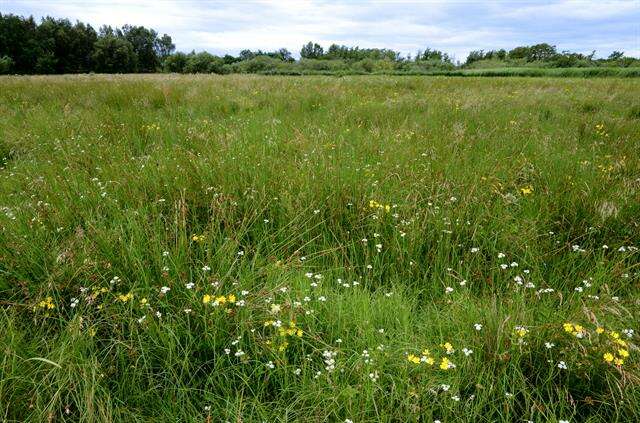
[618,349,629,358]
[614,358,624,366]
[202,294,211,304]
[296,329,303,337]
[264,320,274,327]
[603,352,614,363]
[407,354,420,364]
[214,296,227,305]
[443,342,454,354]
[596,327,605,334]
[422,349,430,356]
[439,357,451,370]
[425,357,435,365]
[563,323,574,333]
[610,331,620,339]
[520,186,533,195]
[227,294,236,303]
[117,292,133,302]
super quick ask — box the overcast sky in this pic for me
[4,0,640,60]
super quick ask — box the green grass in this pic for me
[259,66,640,77]
[0,74,639,422]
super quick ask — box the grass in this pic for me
[259,66,640,77]
[0,74,639,422]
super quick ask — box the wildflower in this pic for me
[202,294,211,304]
[407,354,420,364]
[618,349,629,358]
[514,326,529,338]
[557,361,567,369]
[227,294,236,303]
[603,352,614,363]
[596,327,605,334]
[520,186,533,195]
[462,348,473,356]
[445,286,454,293]
[614,358,624,366]
[117,292,133,302]
[160,286,170,294]
[439,357,454,370]
[545,342,555,349]
[443,342,454,354]
[270,304,281,314]
[474,323,483,331]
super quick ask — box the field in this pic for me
[0,74,639,422]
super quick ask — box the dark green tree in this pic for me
[92,34,136,73]
[300,42,323,59]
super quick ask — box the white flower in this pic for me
[294,368,302,375]
[440,384,450,391]
[474,323,483,331]
[557,361,567,369]
[462,348,473,356]
[445,286,454,293]
[202,265,211,272]
[498,252,506,258]
[545,342,555,349]
[160,286,170,294]
[162,251,170,257]
[185,282,195,289]
[318,296,327,302]
[470,247,479,253]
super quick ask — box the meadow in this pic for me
[0,74,639,422]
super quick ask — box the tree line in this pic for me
[1,13,637,75]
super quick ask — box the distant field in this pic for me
[1,75,639,422]
[264,66,640,77]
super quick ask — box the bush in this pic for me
[0,55,13,74]
[183,52,224,74]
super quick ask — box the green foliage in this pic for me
[0,55,12,74]
[92,35,136,73]
[183,52,224,74]
[300,41,324,59]
[0,75,639,421]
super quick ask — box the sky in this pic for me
[3,0,640,61]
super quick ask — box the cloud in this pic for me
[5,0,640,59]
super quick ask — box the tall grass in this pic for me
[0,74,639,422]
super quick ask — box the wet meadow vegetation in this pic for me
[0,74,639,422]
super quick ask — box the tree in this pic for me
[92,35,136,73]
[0,55,13,74]
[608,51,624,61]
[155,34,175,60]
[300,42,323,59]
[183,52,224,74]
[122,25,159,72]
[0,14,41,74]
[528,43,556,61]
[508,46,530,60]
[163,52,188,73]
